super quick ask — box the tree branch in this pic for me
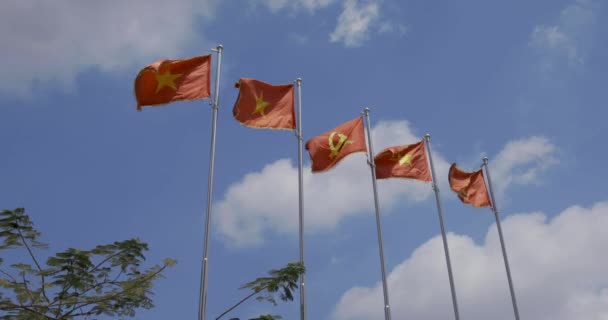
[0,268,18,283]
[0,302,56,320]
[21,271,37,305]
[90,249,127,274]
[215,290,260,320]
[55,248,127,310]
[16,227,51,305]
[59,265,167,319]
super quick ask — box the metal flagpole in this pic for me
[424,134,460,320]
[482,156,521,320]
[198,44,223,320]
[362,107,392,320]
[295,78,307,320]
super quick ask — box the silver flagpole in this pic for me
[482,156,521,320]
[424,134,460,320]
[362,107,392,320]
[295,78,307,320]
[198,44,223,320]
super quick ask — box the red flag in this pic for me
[134,54,211,111]
[374,139,431,181]
[448,163,491,208]
[233,78,295,130]
[305,117,367,173]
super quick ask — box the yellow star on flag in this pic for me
[398,153,413,166]
[252,93,270,116]
[154,70,182,94]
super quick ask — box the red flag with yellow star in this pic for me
[305,116,367,173]
[232,78,295,130]
[134,54,211,111]
[374,139,432,181]
[448,163,491,208]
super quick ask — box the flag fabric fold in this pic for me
[448,163,491,208]
[232,78,296,130]
[134,54,211,110]
[374,139,432,181]
[305,116,366,173]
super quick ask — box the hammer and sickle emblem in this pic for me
[328,132,353,159]
[458,178,471,198]
[458,187,469,198]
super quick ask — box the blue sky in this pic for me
[1,0,607,319]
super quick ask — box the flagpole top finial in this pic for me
[295,78,302,84]
[363,107,371,114]
[424,133,431,140]
[483,156,489,164]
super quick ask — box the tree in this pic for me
[0,208,175,319]
[216,262,305,320]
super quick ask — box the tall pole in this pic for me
[424,134,460,320]
[199,44,223,320]
[295,78,306,320]
[482,157,521,320]
[362,108,392,320]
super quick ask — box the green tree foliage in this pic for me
[217,262,305,320]
[0,208,175,319]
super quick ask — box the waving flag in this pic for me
[305,116,366,172]
[134,54,211,110]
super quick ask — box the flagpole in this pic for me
[362,107,392,320]
[199,44,223,320]
[295,78,306,320]
[482,156,521,320]
[424,134,460,320]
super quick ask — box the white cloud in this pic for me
[490,136,558,195]
[288,33,310,45]
[329,0,380,47]
[530,26,578,62]
[258,0,337,13]
[214,120,557,247]
[377,21,407,36]
[529,0,596,69]
[260,0,404,47]
[332,201,608,320]
[0,0,218,95]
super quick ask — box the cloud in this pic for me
[490,136,558,195]
[0,0,218,95]
[288,33,310,45]
[329,0,405,47]
[257,0,337,13]
[214,120,557,247]
[332,201,608,320]
[329,0,380,47]
[258,0,403,47]
[529,0,596,70]
[377,21,408,36]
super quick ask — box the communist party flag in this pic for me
[305,116,367,172]
[134,54,211,110]
[374,139,432,181]
[448,163,491,208]
[233,78,295,130]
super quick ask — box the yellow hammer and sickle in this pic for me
[458,178,471,198]
[458,187,469,198]
[328,132,353,159]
